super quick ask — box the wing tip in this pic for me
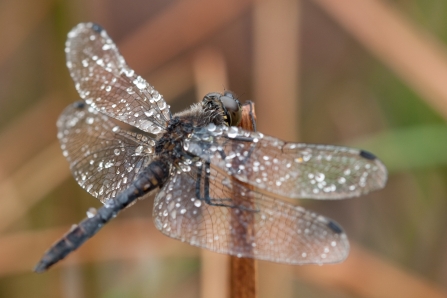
[359,149,388,192]
[67,22,105,41]
[329,228,351,264]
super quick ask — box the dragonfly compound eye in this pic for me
[220,93,242,127]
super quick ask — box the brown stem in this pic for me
[229,102,257,298]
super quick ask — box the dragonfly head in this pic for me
[202,92,242,127]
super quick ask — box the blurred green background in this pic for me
[1,0,447,297]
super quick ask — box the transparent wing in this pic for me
[185,125,387,199]
[153,164,349,264]
[65,22,170,135]
[57,101,156,203]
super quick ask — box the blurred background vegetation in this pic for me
[1,0,447,297]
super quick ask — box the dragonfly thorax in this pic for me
[155,117,194,163]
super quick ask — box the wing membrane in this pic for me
[186,125,387,199]
[57,101,155,203]
[153,164,349,264]
[65,23,170,135]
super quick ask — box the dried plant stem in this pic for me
[229,103,258,298]
[229,256,257,298]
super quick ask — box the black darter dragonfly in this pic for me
[34,23,387,272]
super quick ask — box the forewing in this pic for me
[65,22,170,135]
[153,164,349,264]
[186,125,387,199]
[57,101,155,203]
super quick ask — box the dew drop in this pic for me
[133,76,147,89]
[135,146,143,155]
[144,109,155,117]
[207,123,216,131]
[86,207,97,218]
[150,126,162,134]
[315,173,325,182]
[123,68,134,77]
[152,93,161,101]
[227,127,238,138]
[158,101,167,110]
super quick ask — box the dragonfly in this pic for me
[34,23,387,272]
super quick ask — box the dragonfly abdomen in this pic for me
[34,160,170,272]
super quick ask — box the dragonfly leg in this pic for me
[195,162,258,212]
[204,162,241,207]
[195,162,235,208]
